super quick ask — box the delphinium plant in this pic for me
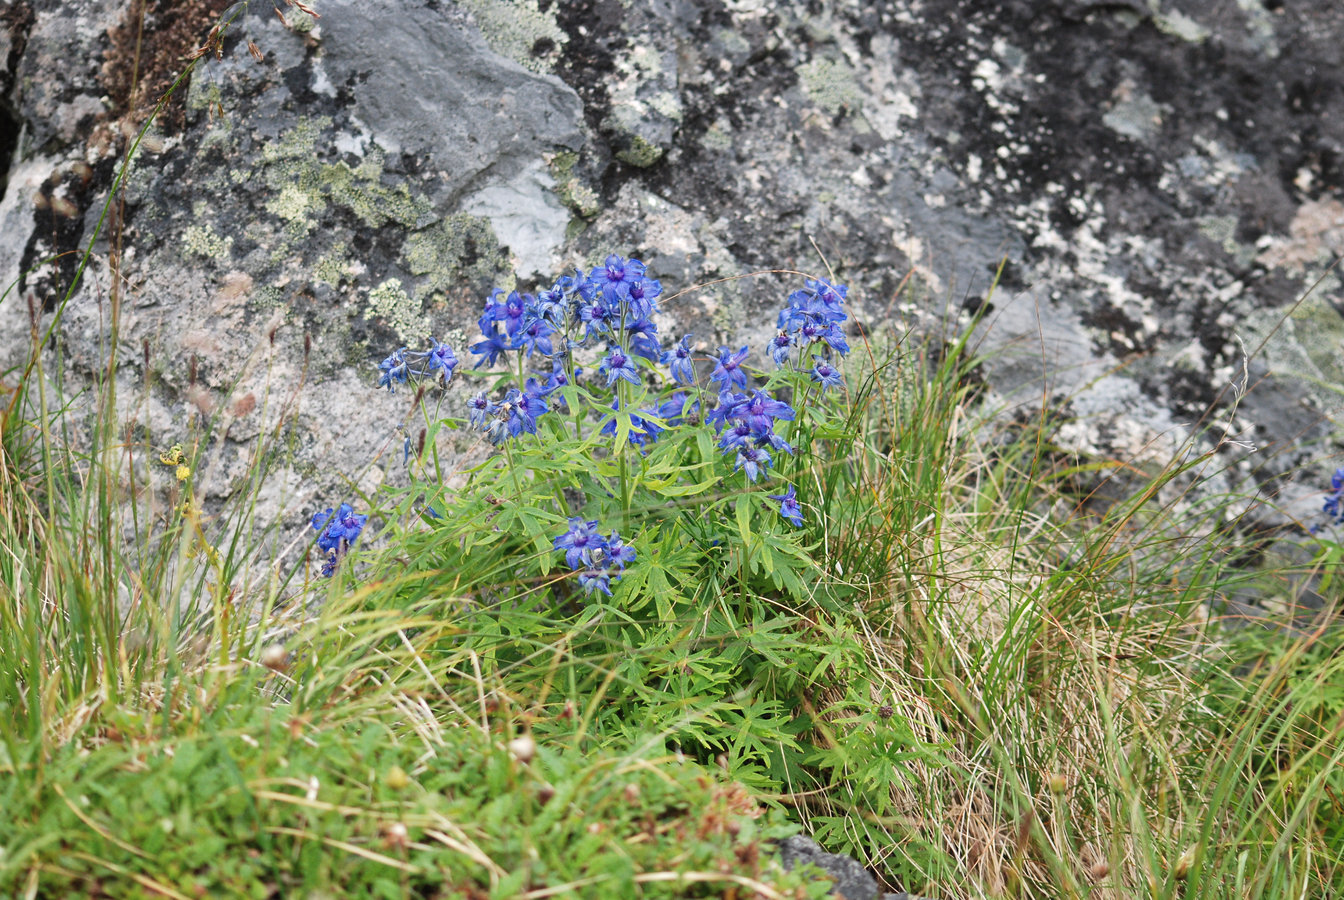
[326,255,907,809]
[351,255,856,604]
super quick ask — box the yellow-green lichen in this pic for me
[701,122,733,153]
[367,278,428,342]
[458,0,566,73]
[649,92,683,122]
[267,185,315,229]
[251,284,287,309]
[615,133,665,168]
[247,118,434,235]
[288,10,318,34]
[313,248,355,289]
[186,72,223,114]
[549,152,601,218]
[799,57,861,115]
[319,151,434,229]
[183,224,234,260]
[403,214,511,302]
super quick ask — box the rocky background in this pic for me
[2,0,1343,536]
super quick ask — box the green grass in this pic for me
[3,290,1341,897]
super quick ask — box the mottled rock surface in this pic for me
[777,834,928,900]
[2,0,1343,547]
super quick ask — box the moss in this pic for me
[549,151,601,218]
[182,224,234,260]
[799,57,861,115]
[458,0,565,73]
[402,214,511,302]
[367,278,427,342]
[615,133,665,168]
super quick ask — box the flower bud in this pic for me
[384,766,409,791]
[1174,845,1196,879]
[381,822,409,850]
[260,643,288,672]
[508,735,536,764]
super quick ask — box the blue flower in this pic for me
[578,296,617,342]
[499,290,530,338]
[577,569,613,596]
[734,445,772,483]
[311,503,368,577]
[709,345,750,391]
[543,358,579,394]
[605,532,637,570]
[717,419,755,452]
[554,518,609,570]
[738,389,796,433]
[599,345,641,387]
[377,348,410,392]
[819,322,850,356]
[480,287,508,324]
[467,391,493,429]
[536,278,571,322]
[601,399,659,447]
[663,334,696,385]
[625,277,662,318]
[426,339,459,381]
[804,278,848,322]
[1324,467,1344,525]
[517,379,550,431]
[625,313,663,361]
[768,484,804,527]
[589,254,647,301]
[767,330,794,367]
[705,390,749,433]
[654,391,690,423]
[810,356,843,391]
[471,326,511,369]
[514,316,556,357]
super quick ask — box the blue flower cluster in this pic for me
[1317,468,1344,532]
[766,277,850,390]
[467,380,551,446]
[365,255,845,548]
[707,389,796,483]
[553,517,636,596]
[377,340,460,392]
[472,254,665,372]
[311,503,368,577]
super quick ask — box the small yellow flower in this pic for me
[175,464,191,482]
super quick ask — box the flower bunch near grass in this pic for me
[337,253,854,594]
[311,503,367,577]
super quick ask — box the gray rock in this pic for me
[776,834,880,900]
[774,834,932,900]
[2,0,1344,556]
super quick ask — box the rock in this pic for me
[2,0,1344,554]
[774,834,931,900]
[776,834,880,900]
